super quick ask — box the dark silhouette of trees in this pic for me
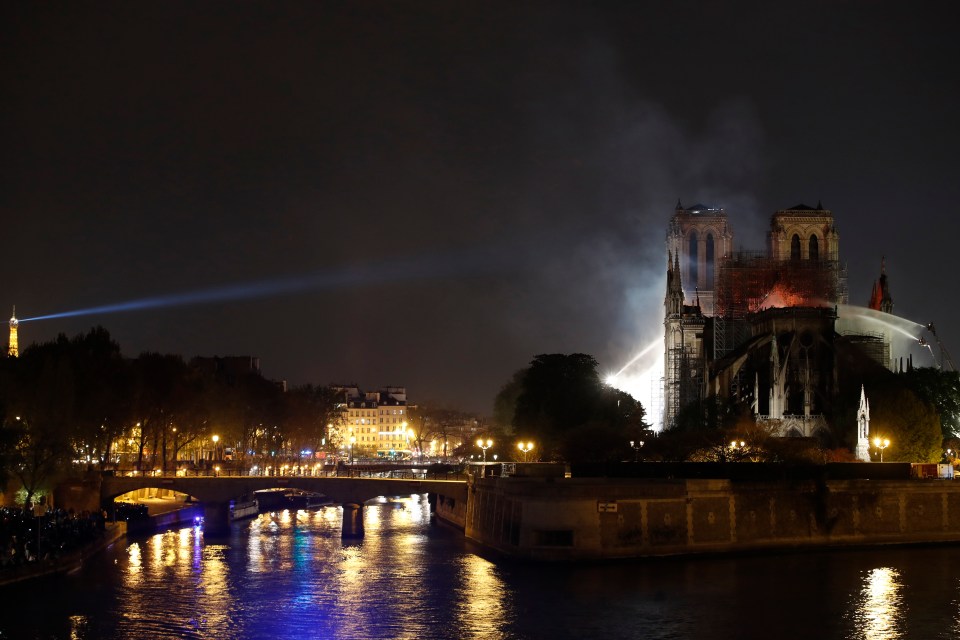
[0,326,358,502]
[497,353,648,462]
[899,367,960,440]
[869,385,942,463]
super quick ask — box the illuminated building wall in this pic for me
[335,386,410,458]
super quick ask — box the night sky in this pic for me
[2,2,958,418]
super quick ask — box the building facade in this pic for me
[662,200,883,437]
[335,385,411,459]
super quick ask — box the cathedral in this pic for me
[662,201,890,439]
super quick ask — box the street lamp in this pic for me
[212,434,220,463]
[630,440,644,462]
[349,435,356,464]
[728,440,746,462]
[517,441,534,462]
[476,438,493,463]
[874,437,890,462]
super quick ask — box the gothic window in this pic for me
[705,233,715,286]
[688,231,698,285]
[791,234,801,261]
[809,234,819,260]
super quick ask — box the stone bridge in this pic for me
[101,475,467,537]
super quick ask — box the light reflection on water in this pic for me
[851,567,904,640]
[4,498,960,639]
[455,554,510,640]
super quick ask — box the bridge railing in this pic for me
[104,464,467,482]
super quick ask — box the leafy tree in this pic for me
[514,354,604,437]
[900,367,960,439]
[504,353,647,462]
[869,385,942,463]
[492,369,524,431]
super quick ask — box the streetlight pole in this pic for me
[517,441,534,462]
[171,426,178,471]
[630,440,644,462]
[476,438,492,463]
[873,437,890,462]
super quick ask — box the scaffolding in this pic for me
[840,331,889,370]
[712,251,847,360]
[664,344,682,429]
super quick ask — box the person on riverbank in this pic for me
[0,507,104,572]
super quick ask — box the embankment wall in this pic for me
[465,476,960,561]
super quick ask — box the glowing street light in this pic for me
[476,438,493,463]
[630,439,644,462]
[212,434,220,462]
[874,437,890,462]
[349,435,356,464]
[728,440,747,462]
[517,441,534,462]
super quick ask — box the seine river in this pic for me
[3,495,960,639]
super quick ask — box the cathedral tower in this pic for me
[663,245,706,429]
[666,201,732,316]
[769,202,839,262]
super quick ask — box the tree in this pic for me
[900,367,960,439]
[285,384,344,463]
[130,352,189,472]
[2,337,78,506]
[409,404,474,461]
[492,369,524,431]
[869,385,942,463]
[504,353,648,462]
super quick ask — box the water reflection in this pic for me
[850,567,904,640]
[455,554,511,640]
[11,497,959,640]
[195,543,233,636]
[67,615,88,640]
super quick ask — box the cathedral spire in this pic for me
[868,257,894,313]
[855,385,871,462]
[665,249,684,316]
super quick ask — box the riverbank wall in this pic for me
[127,505,203,536]
[434,493,467,531]
[0,522,126,588]
[464,474,960,561]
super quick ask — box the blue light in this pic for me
[19,247,512,324]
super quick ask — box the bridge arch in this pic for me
[100,475,467,538]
